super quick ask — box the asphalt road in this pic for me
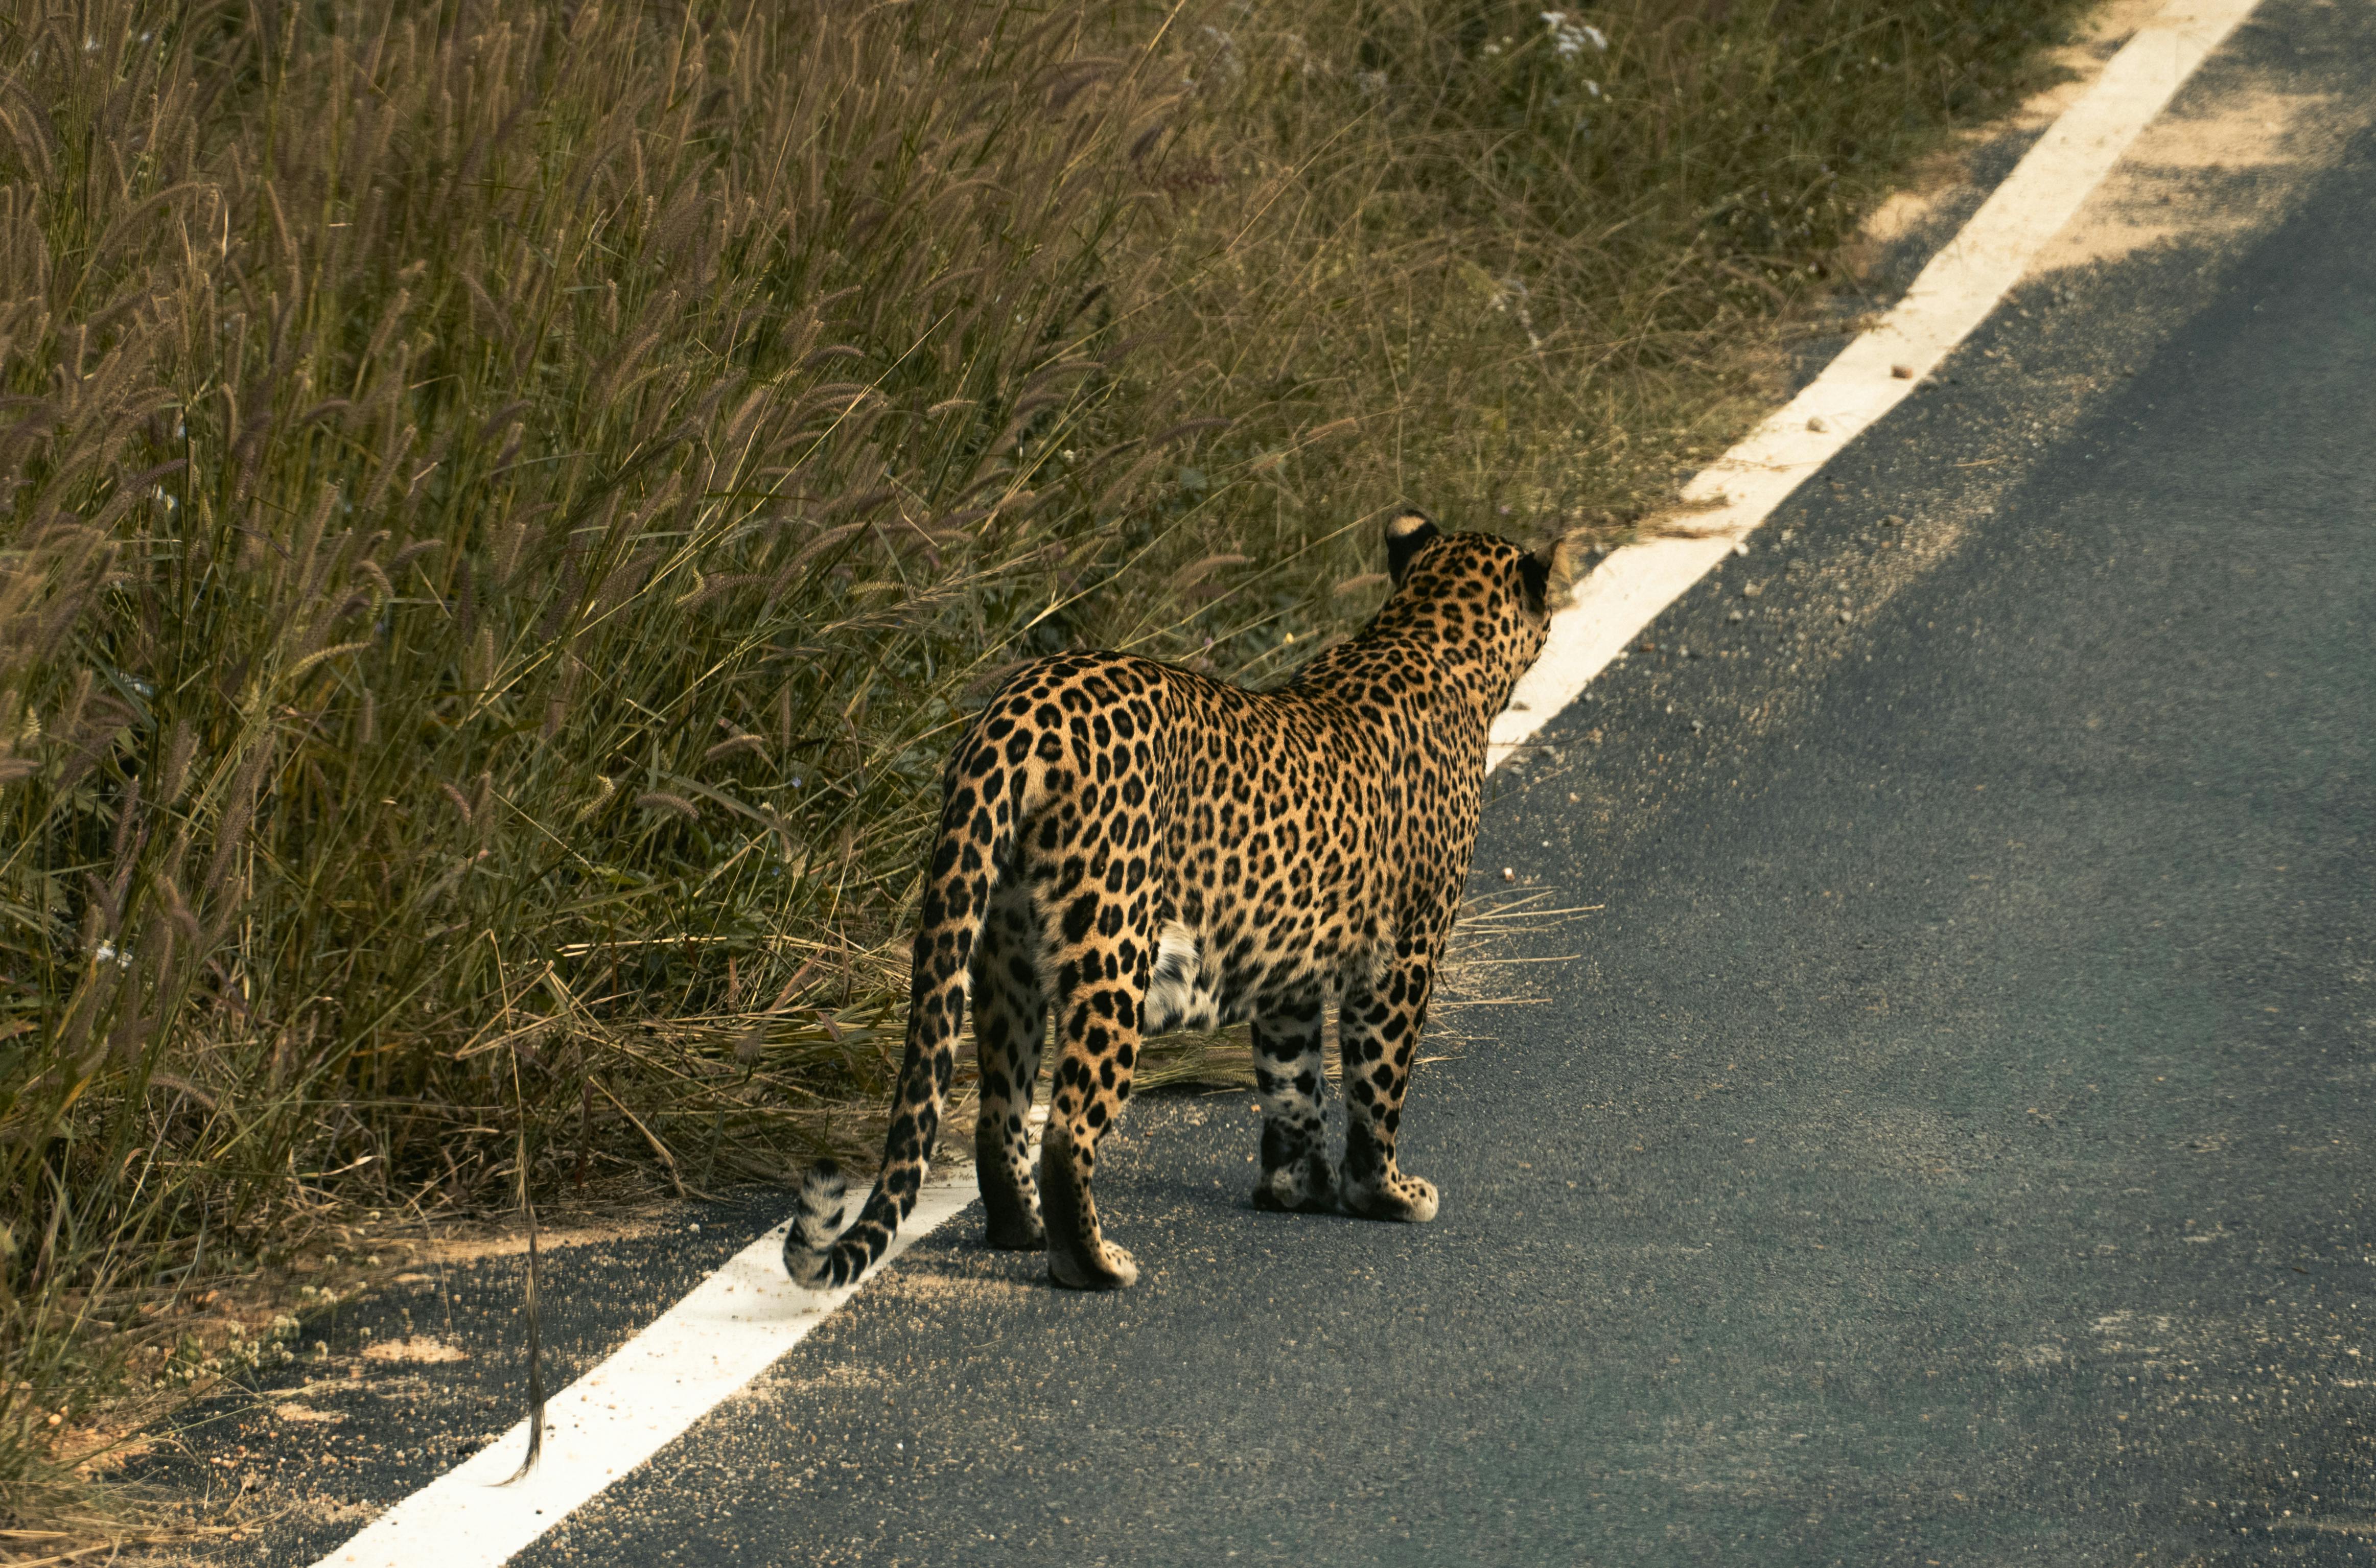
[161,4,2374,1562]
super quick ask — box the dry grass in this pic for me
[0,0,2086,1532]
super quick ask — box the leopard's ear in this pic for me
[1384,509,1440,586]
[1516,543,1554,616]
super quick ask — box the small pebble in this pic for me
[1690,719,1705,733]
[1882,513,1905,527]
[1891,363,1914,379]
[1501,868,1517,883]
[1806,416,1830,433]
[1728,609,1743,623]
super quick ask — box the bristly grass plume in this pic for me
[0,0,2084,1527]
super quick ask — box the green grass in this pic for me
[0,0,2086,1530]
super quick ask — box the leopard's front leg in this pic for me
[1336,947,1441,1223]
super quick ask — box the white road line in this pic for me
[1488,0,2263,771]
[313,4,2257,1561]
[309,1182,977,1568]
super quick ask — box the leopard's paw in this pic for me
[979,1162,1046,1250]
[1049,1240,1137,1291]
[1341,1171,1438,1224]
[1251,1153,1336,1214]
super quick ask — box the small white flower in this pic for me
[1198,26,1243,81]
[1489,276,1543,353]
[1540,12,1608,59]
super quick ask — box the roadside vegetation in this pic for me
[0,0,2085,1533]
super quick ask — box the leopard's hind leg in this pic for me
[1040,906,1153,1291]
[1249,990,1333,1213]
[1336,937,1443,1224]
[971,880,1046,1250]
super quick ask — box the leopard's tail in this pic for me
[785,722,1034,1290]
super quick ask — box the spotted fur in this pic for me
[784,512,1563,1291]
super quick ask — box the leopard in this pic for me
[784,510,1567,1291]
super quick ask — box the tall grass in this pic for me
[0,0,2083,1527]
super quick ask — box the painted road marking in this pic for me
[312,1183,977,1568]
[1488,0,2264,769]
[309,2,2262,1560]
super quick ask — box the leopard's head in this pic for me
[1379,509,1567,707]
